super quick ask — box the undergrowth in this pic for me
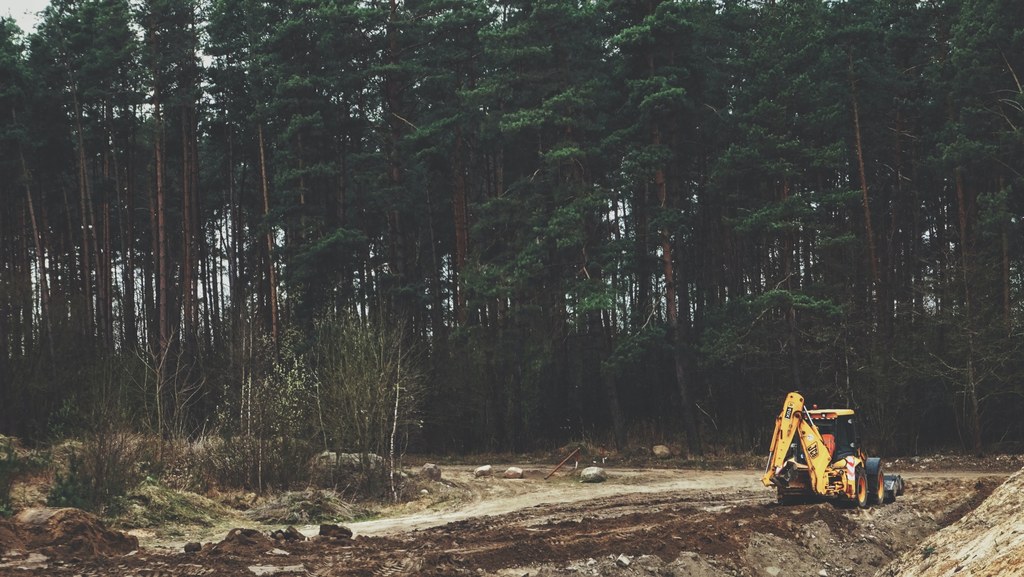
[245,488,374,525]
[108,478,231,529]
[0,437,19,517]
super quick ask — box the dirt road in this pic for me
[345,467,765,537]
[0,466,1010,577]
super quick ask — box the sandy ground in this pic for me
[881,466,1024,577]
[341,467,766,536]
[0,463,1012,577]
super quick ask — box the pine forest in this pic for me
[1,0,1022,466]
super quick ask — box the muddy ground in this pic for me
[0,464,1013,577]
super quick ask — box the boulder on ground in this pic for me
[474,465,493,478]
[313,452,385,476]
[580,467,607,483]
[314,451,337,467]
[503,467,524,479]
[319,524,353,540]
[184,541,202,553]
[421,463,442,481]
[270,526,305,542]
[652,445,672,459]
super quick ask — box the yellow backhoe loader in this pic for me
[762,392,903,507]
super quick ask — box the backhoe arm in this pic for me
[762,392,805,487]
[762,391,832,495]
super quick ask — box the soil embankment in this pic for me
[880,467,1024,577]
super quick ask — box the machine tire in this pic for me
[866,458,885,506]
[855,466,869,509]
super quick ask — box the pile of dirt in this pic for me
[880,466,1024,577]
[351,497,886,577]
[0,518,25,553]
[206,527,277,556]
[11,507,138,560]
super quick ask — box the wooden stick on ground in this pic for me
[545,447,581,480]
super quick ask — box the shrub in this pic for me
[245,488,372,524]
[46,428,147,511]
[203,327,321,493]
[188,435,318,493]
[46,453,91,509]
[313,313,424,499]
[0,437,20,516]
[110,478,231,528]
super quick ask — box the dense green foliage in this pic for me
[1,0,1021,456]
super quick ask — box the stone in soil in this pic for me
[580,467,607,483]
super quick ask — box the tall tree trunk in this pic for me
[953,169,982,456]
[634,184,651,322]
[257,124,279,347]
[120,107,138,348]
[101,171,112,348]
[97,103,114,349]
[780,178,802,390]
[1000,177,1011,335]
[156,102,169,353]
[227,129,241,335]
[849,52,879,289]
[602,320,626,450]
[654,126,702,456]
[182,111,195,346]
[425,181,445,341]
[452,126,469,326]
[155,98,172,438]
[384,0,411,325]
[72,90,96,339]
[18,133,54,361]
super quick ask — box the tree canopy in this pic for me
[1,0,1021,456]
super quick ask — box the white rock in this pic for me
[474,465,493,478]
[819,570,828,577]
[580,466,607,483]
[616,554,631,567]
[652,444,672,458]
[503,467,524,479]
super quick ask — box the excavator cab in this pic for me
[787,411,858,464]
[807,410,859,461]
